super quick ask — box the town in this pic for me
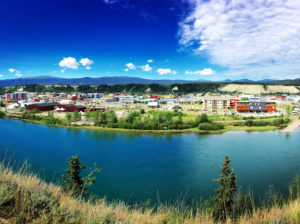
[1,84,299,133]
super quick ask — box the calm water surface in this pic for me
[1,118,300,204]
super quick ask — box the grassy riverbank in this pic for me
[4,113,286,135]
[1,162,300,224]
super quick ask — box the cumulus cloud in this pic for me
[139,64,152,72]
[8,68,16,73]
[157,68,177,75]
[80,58,93,68]
[185,68,214,76]
[147,59,153,63]
[179,0,300,79]
[8,68,22,77]
[59,57,79,70]
[125,62,136,70]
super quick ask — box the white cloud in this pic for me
[86,66,91,70]
[139,64,152,72]
[124,68,129,72]
[8,68,22,77]
[185,68,214,76]
[59,57,79,70]
[125,62,136,70]
[157,68,177,75]
[80,58,93,67]
[0,75,3,78]
[179,0,300,79]
[147,59,153,63]
[102,0,118,4]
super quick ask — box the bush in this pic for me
[195,114,210,125]
[0,111,5,118]
[198,122,224,131]
[245,120,253,126]
[252,120,270,126]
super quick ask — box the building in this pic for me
[56,104,86,112]
[202,96,234,110]
[119,95,135,104]
[26,103,60,111]
[235,100,276,113]
[85,93,103,99]
[147,101,159,108]
[6,92,27,101]
[151,95,160,100]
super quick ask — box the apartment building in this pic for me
[202,96,234,110]
[235,100,276,113]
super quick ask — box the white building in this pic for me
[147,101,159,108]
[119,95,135,104]
[202,96,233,110]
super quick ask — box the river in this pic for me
[1,118,300,205]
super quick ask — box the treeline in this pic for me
[2,82,225,94]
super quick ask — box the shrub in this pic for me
[198,122,224,130]
[195,114,210,125]
[245,120,253,126]
[252,120,270,126]
[0,111,5,118]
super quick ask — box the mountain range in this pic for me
[0,76,299,87]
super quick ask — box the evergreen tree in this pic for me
[212,155,238,222]
[62,155,101,198]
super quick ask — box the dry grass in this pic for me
[1,162,300,223]
[219,84,300,94]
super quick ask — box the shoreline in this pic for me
[4,116,286,135]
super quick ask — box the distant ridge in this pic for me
[0,76,299,87]
[0,76,194,87]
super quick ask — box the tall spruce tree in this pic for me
[62,155,101,198]
[213,155,238,222]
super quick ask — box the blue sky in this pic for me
[1,0,300,81]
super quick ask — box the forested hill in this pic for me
[0,83,224,94]
[1,76,300,87]
[0,76,194,87]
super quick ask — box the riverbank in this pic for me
[1,162,300,224]
[9,116,285,135]
[281,117,300,133]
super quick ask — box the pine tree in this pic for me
[212,155,238,222]
[62,155,101,198]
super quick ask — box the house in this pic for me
[26,103,60,111]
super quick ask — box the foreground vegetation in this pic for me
[2,156,300,223]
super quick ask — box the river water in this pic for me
[1,118,299,204]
